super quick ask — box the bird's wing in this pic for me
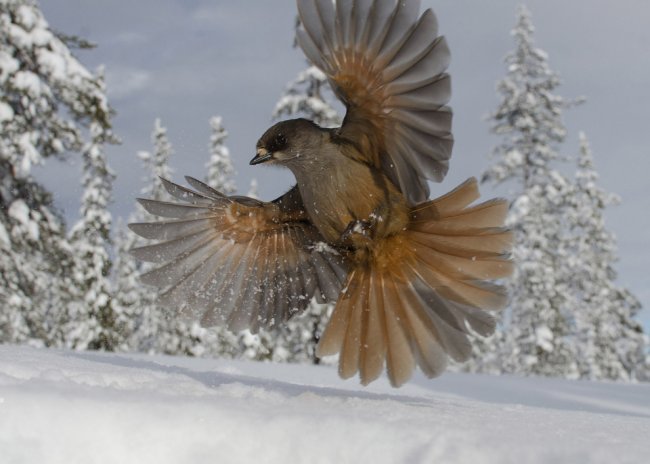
[129,177,349,333]
[296,0,453,205]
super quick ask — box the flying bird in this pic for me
[129,0,512,387]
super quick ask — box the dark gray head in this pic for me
[251,118,327,168]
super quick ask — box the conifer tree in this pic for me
[569,133,648,381]
[273,66,341,128]
[206,116,236,195]
[0,0,113,345]
[481,5,578,377]
[112,218,141,350]
[117,119,175,353]
[67,118,120,350]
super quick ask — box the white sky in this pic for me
[39,0,649,327]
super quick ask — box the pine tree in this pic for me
[112,218,141,350]
[481,5,578,377]
[569,133,648,381]
[0,0,113,346]
[141,119,175,202]
[206,116,236,195]
[67,119,120,351]
[273,66,341,128]
[117,119,175,353]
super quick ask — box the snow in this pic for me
[12,70,41,96]
[0,222,9,245]
[0,50,19,83]
[1,345,648,464]
[8,199,39,241]
[0,100,13,122]
[37,48,68,82]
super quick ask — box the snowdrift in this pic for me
[1,345,648,464]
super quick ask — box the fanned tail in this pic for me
[318,178,513,387]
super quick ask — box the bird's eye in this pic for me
[274,134,287,150]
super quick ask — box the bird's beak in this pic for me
[250,148,273,165]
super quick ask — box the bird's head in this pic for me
[251,118,326,168]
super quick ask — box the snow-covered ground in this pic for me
[1,345,649,464]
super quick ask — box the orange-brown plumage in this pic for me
[129,0,512,387]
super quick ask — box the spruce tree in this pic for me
[273,66,341,128]
[117,119,175,353]
[0,0,113,346]
[481,5,578,377]
[67,117,120,351]
[569,133,648,381]
[205,116,235,195]
[112,218,141,350]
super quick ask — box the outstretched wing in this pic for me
[129,177,349,333]
[296,0,453,205]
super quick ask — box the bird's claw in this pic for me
[341,219,373,245]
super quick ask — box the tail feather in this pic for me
[411,259,507,310]
[409,229,512,258]
[410,276,473,361]
[412,199,508,230]
[397,278,448,379]
[414,177,480,216]
[381,277,416,387]
[413,242,513,281]
[339,270,365,381]
[319,178,512,387]
[439,199,509,228]
[361,270,387,384]
[458,307,497,337]
[317,270,358,357]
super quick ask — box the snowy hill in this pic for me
[1,346,649,464]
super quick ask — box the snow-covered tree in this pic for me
[67,119,121,351]
[115,119,175,353]
[480,5,579,378]
[273,66,341,128]
[0,0,113,346]
[141,119,175,202]
[206,116,235,195]
[111,218,141,349]
[569,133,648,381]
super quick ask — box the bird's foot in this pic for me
[341,219,373,247]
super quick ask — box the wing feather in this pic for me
[128,218,217,241]
[184,176,228,200]
[129,179,350,331]
[297,0,454,204]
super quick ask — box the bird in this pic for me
[129,0,513,387]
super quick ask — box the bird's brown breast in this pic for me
[292,149,409,248]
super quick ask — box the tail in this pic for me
[317,178,513,387]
